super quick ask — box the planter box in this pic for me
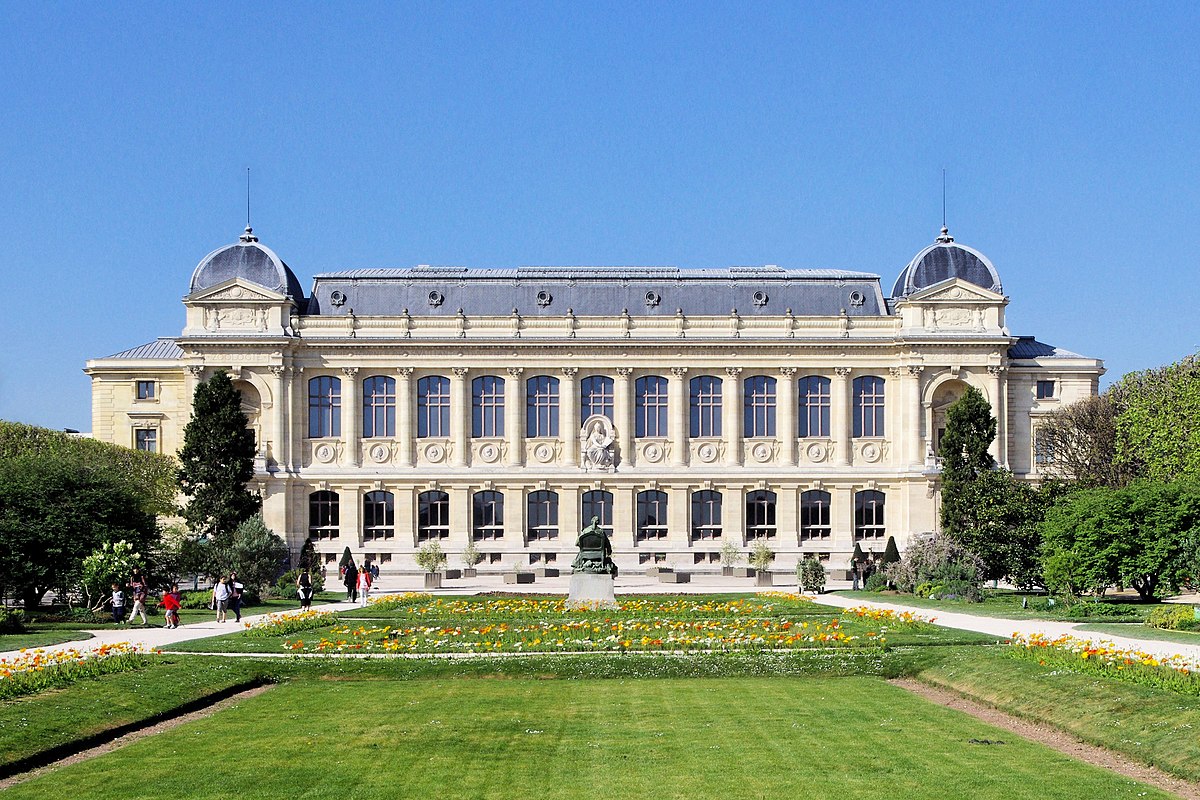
[659,571,691,584]
[722,566,734,577]
[462,568,478,578]
[732,567,756,578]
[645,566,674,578]
[754,572,773,587]
[424,573,443,590]
[504,573,535,584]
[443,569,462,580]
[534,567,560,578]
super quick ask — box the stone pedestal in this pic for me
[568,572,617,609]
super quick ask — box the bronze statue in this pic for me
[572,515,618,577]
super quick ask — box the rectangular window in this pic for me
[743,376,777,438]
[689,376,723,438]
[800,491,832,541]
[580,376,615,421]
[136,380,156,400]
[134,428,157,453]
[526,376,560,437]
[690,490,722,541]
[1036,380,1056,400]
[472,376,505,437]
[363,377,396,438]
[797,376,831,437]
[635,376,669,438]
[308,376,342,438]
[527,491,559,540]
[636,491,668,541]
[853,376,886,438]
[363,491,395,542]
[417,376,451,438]
[854,491,886,540]
[746,490,777,540]
[472,491,505,541]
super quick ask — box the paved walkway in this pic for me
[5,574,1198,664]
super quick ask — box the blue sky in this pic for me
[1,2,1198,430]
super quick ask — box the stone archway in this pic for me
[233,379,263,449]
[929,379,970,456]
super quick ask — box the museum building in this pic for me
[85,226,1103,575]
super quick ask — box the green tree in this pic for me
[1113,355,1200,483]
[0,454,156,609]
[176,371,260,544]
[938,385,996,488]
[79,540,145,612]
[227,514,289,597]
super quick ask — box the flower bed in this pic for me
[243,609,337,639]
[0,642,158,700]
[1008,632,1200,695]
[365,594,814,621]
[843,606,936,626]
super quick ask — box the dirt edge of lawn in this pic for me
[0,682,275,790]
[891,678,1200,800]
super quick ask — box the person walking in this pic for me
[110,583,125,624]
[212,577,231,623]
[342,559,357,602]
[228,570,244,623]
[357,564,372,607]
[161,584,182,629]
[127,581,149,626]
[296,569,313,609]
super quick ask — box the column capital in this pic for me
[452,367,469,378]
[907,365,925,376]
[616,367,634,378]
[834,367,852,378]
[670,367,688,378]
[725,366,743,378]
[779,367,798,377]
[268,365,286,378]
[397,367,414,377]
[987,365,1007,376]
[185,364,204,378]
[561,367,579,378]
[340,366,359,377]
[888,366,905,378]
[506,367,524,378]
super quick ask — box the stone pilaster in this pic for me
[615,367,634,469]
[505,368,524,466]
[340,367,360,467]
[832,367,852,466]
[451,367,469,467]
[723,367,742,467]
[777,367,797,466]
[396,367,414,467]
[560,367,579,467]
[669,367,688,466]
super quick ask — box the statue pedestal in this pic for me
[567,572,617,610]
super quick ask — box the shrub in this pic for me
[1146,604,1200,631]
[748,541,774,571]
[0,608,26,633]
[179,590,213,609]
[719,542,743,569]
[461,541,484,569]
[415,541,447,574]
[796,557,826,594]
[864,573,889,592]
[885,534,985,602]
[275,568,326,599]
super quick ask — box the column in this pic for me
[832,368,852,466]
[505,368,524,466]
[723,367,742,467]
[268,365,287,469]
[723,484,745,547]
[907,366,925,467]
[668,484,691,550]
[341,486,362,548]
[778,485,800,550]
[668,367,688,466]
[988,365,1008,468]
[506,487,526,547]
[560,367,579,467]
[184,365,204,424]
[340,367,360,467]
[559,485,581,548]
[615,367,634,469]
[289,366,305,472]
[777,367,797,467]
[396,368,415,467]
[449,485,471,550]
[451,367,469,467]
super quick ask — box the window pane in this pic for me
[580,375,615,421]
[798,376,831,437]
[853,376,885,437]
[308,491,340,540]
[691,490,722,541]
[635,375,668,437]
[473,490,504,540]
[581,490,613,535]
[417,376,451,438]
[308,376,342,438]
[134,429,157,453]
[746,490,777,540]
[363,376,396,438]
[854,490,886,540]
[800,490,831,541]
[743,376,777,437]
[527,490,560,540]
[526,376,560,437]
[472,375,506,437]
[636,490,668,541]
[417,490,450,541]
[689,376,723,437]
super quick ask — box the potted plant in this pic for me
[796,555,827,594]
[415,541,447,590]
[749,540,774,586]
[719,541,742,577]
[504,561,535,584]
[461,541,483,578]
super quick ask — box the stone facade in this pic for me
[85,226,1103,575]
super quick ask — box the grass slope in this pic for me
[2,677,1170,800]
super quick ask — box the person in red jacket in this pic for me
[161,584,182,629]
[357,564,373,607]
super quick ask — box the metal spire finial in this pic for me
[239,167,258,242]
[935,168,954,243]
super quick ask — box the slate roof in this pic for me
[189,228,305,300]
[103,338,183,360]
[892,230,1002,297]
[1007,336,1086,360]
[307,266,889,318]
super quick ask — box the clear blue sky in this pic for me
[2,2,1198,430]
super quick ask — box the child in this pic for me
[161,584,182,629]
[128,581,149,626]
[110,583,125,624]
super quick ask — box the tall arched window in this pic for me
[308,490,340,540]
[635,375,668,437]
[853,376,886,437]
[580,375,614,421]
[636,490,668,541]
[581,489,613,536]
[527,490,559,540]
[471,375,505,437]
[417,490,450,541]
[363,491,395,541]
[308,376,341,438]
[362,376,396,438]
[526,375,560,437]
[691,490,722,541]
[800,490,831,541]
[472,490,504,540]
[854,490,886,540]
[417,376,451,438]
[689,375,723,437]
[797,376,831,438]
[743,375,777,437]
[746,489,777,540]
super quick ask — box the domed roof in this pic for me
[891,228,1002,298]
[188,227,304,300]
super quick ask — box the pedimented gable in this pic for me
[185,277,289,304]
[904,278,1006,304]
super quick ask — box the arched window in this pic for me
[691,490,722,541]
[472,490,504,541]
[526,375,560,437]
[471,375,505,437]
[417,490,450,541]
[853,376,886,437]
[689,375,723,437]
[308,491,340,540]
[363,491,395,541]
[743,375,777,437]
[636,490,668,541]
[746,489,777,540]
[580,375,615,421]
[854,490,885,540]
[800,490,831,541]
[797,376,831,438]
[417,376,451,438]
[362,376,396,438]
[527,490,559,540]
[308,376,341,438]
[635,375,668,437]
[581,489,613,536]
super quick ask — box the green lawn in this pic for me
[1075,622,1200,646]
[1,677,1171,800]
[839,590,1152,622]
[0,629,94,650]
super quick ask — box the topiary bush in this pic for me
[796,557,826,594]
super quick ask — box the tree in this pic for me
[881,537,900,568]
[80,540,145,612]
[227,515,289,597]
[177,371,260,544]
[938,385,996,488]
[1035,393,1133,488]
[1113,355,1200,483]
[796,556,827,593]
[0,454,156,609]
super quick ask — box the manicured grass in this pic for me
[0,630,94,650]
[917,647,1200,783]
[1,676,1171,799]
[839,590,1151,621]
[1075,622,1200,645]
